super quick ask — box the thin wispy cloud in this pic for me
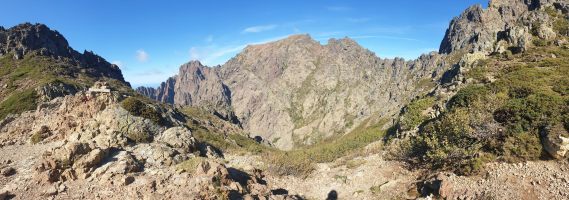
[326,6,352,11]
[136,49,149,62]
[242,24,277,33]
[189,35,292,65]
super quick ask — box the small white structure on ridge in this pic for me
[88,81,111,93]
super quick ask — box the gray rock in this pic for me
[36,81,79,102]
[542,124,569,159]
[439,0,566,55]
[156,126,197,153]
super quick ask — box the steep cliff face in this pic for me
[142,35,445,149]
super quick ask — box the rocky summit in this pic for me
[1,0,569,199]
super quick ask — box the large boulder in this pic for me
[95,106,163,143]
[421,173,452,199]
[542,124,569,159]
[133,143,188,167]
[91,150,142,177]
[156,127,197,153]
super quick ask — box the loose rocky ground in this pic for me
[440,160,569,200]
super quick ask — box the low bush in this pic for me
[447,85,489,109]
[176,157,205,174]
[266,151,315,178]
[30,132,45,144]
[399,97,435,130]
[502,132,543,162]
[410,109,483,174]
[121,97,164,125]
[533,38,550,47]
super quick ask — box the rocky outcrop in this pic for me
[541,124,569,159]
[141,34,445,149]
[0,89,301,199]
[0,23,128,84]
[439,0,568,54]
[192,160,302,199]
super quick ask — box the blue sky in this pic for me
[0,0,487,87]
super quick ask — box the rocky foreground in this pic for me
[0,90,301,199]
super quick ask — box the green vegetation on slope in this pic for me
[0,88,38,120]
[267,119,388,177]
[399,96,436,131]
[182,107,270,155]
[406,43,569,175]
[0,52,132,120]
[183,104,390,178]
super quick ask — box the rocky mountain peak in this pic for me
[0,23,72,59]
[439,0,566,55]
[181,60,205,69]
[242,34,319,53]
[0,23,128,84]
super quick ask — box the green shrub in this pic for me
[448,85,489,109]
[399,97,435,130]
[121,97,164,125]
[411,109,480,172]
[30,132,45,144]
[502,132,542,162]
[494,93,564,132]
[533,38,550,47]
[553,78,569,95]
[176,157,205,173]
[508,86,533,99]
[266,151,315,178]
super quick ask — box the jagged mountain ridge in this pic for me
[138,35,447,150]
[0,23,127,83]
